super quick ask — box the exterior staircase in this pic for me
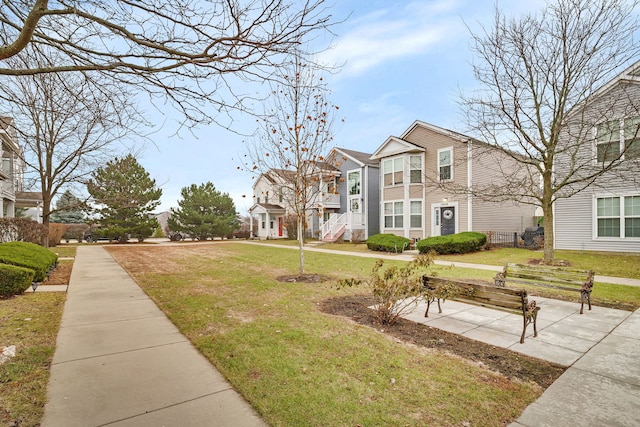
[321,213,347,242]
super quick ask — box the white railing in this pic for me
[321,213,347,241]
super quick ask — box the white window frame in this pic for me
[593,194,640,239]
[410,200,422,229]
[384,201,403,229]
[347,169,361,195]
[409,155,422,184]
[594,117,640,164]
[382,157,404,186]
[437,147,453,182]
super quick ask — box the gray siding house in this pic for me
[554,62,640,252]
[371,120,535,240]
[322,148,380,241]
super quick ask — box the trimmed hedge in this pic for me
[0,263,35,296]
[0,241,58,282]
[366,233,411,253]
[417,232,487,255]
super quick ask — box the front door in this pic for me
[278,217,283,237]
[441,206,455,236]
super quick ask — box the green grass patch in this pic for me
[49,244,78,258]
[108,244,542,426]
[436,247,640,279]
[0,293,66,427]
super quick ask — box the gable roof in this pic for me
[400,120,473,144]
[331,147,378,167]
[567,59,640,119]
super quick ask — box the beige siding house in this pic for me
[371,120,535,240]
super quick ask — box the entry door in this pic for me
[278,217,283,237]
[441,206,455,236]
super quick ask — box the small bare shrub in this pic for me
[337,252,435,325]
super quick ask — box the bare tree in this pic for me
[0,0,334,126]
[458,0,640,262]
[0,52,143,246]
[243,53,340,274]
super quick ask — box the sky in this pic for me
[137,0,547,215]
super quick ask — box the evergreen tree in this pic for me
[87,155,162,243]
[168,182,239,240]
[50,190,86,224]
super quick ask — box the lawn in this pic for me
[106,243,548,427]
[0,293,66,427]
[435,247,640,279]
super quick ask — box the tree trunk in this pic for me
[297,215,304,275]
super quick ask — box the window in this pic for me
[410,201,422,228]
[383,157,403,186]
[384,201,403,228]
[348,171,361,195]
[438,148,453,181]
[269,214,275,229]
[596,117,640,163]
[596,196,640,238]
[261,214,266,229]
[624,117,640,160]
[597,197,620,237]
[625,196,640,237]
[409,155,422,183]
[596,120,621,163]
[279,188,283,203]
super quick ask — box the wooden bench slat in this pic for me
[496,263,593,314]
[422,276,539,344]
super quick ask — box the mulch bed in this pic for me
[319,294,566,389]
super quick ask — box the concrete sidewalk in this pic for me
[41,245,266,427]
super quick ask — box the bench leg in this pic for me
[424,298,442,318]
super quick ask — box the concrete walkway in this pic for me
[41,245,266,427]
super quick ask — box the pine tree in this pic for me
[168,182,239,240]
[87,155,162,243]
[50,190,86,224]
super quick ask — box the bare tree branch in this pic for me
[458,0,640,262]
[0,0,336,126]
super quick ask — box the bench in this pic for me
[422,276,540,344]
[494,263,594,314]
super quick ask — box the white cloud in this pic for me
[320,0,464,77]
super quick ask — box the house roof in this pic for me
[15,191,43,208]
[567,59,640,119]
[248,203,286,214]
[400,120,474,143]
[331,147,378,167]
[371,120,488,160]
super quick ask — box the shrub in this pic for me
[0,218,48,244]
[49,223,68,246]
[417,232,487,255]
[0,263,35,297]
[366,233,411,253]
[0,241,58,282]
[337,253,434,325]
[62,223,90,242]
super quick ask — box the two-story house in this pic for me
[321,148,380,242]
[1,116,42,221]
[248,162,341,240]
[554,61,640,252]
[1,116,23,218]
[370,120,535,240]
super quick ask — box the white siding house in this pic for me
[554,62,640,253]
